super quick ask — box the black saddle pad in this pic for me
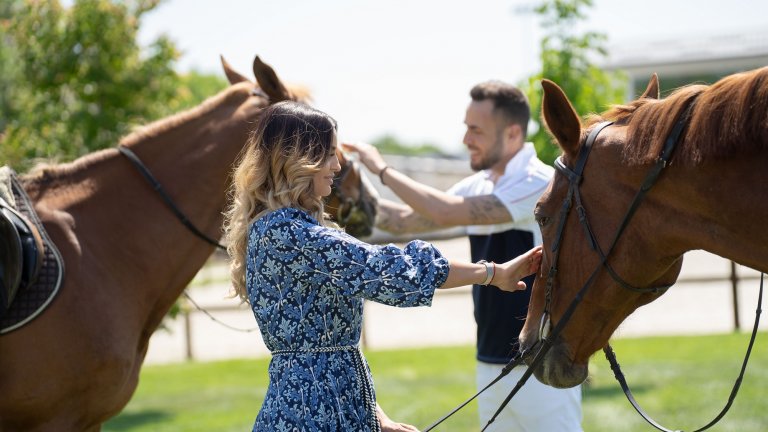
[1,176,64,334]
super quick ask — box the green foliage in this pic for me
[371,134,449,157]
[173,71,228,112]
[522,0,627,164]
[106,334,768,431]
[0,0,181,172]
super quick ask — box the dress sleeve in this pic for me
[269,217,450,307]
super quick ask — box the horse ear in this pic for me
[541,79,581,157]
[220,55,251,85]
[639,73,660,99]
[253,56,291,102]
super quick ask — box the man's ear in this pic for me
[504,123,524,144]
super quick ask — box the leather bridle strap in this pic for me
[118,145,227,250]
[604,272,763,432]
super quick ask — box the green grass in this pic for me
[104,333,768,431]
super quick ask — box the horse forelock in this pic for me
[590,67,768,166]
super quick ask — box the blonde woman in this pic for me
[223,101,542,432]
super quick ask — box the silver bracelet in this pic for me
[477,260,495,286]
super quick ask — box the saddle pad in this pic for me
[1,176,64,334]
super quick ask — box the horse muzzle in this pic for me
[520,325,588,389]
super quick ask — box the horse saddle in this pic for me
[0,196,44,311]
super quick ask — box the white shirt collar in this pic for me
[482,142,536,182]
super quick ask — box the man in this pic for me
[343,81,582,431]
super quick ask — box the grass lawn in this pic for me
[104,332,767,431]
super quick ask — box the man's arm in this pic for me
[375,199,443,234]
[343,142,513,229]
[382,167,512,227]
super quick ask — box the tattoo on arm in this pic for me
[376,201,440,234]
[467,195,513,225]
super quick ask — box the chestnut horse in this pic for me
[519,67,768,389]
[0,56,375,431]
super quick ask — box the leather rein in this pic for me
[426,101,763,431]
[118,145,227,250]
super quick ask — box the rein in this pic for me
[117,145,226,250]
[604,273,762,432]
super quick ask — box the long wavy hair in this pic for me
[224,101,338,302]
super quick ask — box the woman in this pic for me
[223,101,542,432]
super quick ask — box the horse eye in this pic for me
[536,216,550,227]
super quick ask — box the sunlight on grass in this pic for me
[105,333,767,432]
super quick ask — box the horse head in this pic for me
[327,150,378,238]
[224,57,376,238]
[519,76,685,388]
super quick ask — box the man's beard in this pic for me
[470,135,504,171]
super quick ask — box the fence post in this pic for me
[730,260,741,331]
[184,309,194,360]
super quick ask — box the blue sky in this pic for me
[135,0,768,154]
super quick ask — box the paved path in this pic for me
[145,239,765,364]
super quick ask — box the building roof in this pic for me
[603,29,768,77]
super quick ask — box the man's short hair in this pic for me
[470,81,530,138]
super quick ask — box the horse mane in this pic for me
[586,66,768,166]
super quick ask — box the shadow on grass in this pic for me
[104,409,172,430]
[583,382,652,400]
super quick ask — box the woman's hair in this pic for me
[223,101,338,301]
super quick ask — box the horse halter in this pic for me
[331,158,376,237]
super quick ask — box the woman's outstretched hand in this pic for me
[492,246,543,292]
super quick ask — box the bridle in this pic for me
[426,99,762,431]
[538,118,676,341]
[118,145,226,250]
[537,102,762,432]
[331,157,376,237]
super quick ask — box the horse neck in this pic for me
[24,101,250,322]
[653,154,768,273]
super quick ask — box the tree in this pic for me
[522,0,627,164]
[0,0,181,172]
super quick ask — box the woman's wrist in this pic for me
[378,165,390,185]
[477,260,496,286]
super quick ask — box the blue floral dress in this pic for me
[247,208,450,432]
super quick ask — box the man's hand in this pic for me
[342,141,388,174]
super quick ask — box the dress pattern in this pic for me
[247,208,449,431]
